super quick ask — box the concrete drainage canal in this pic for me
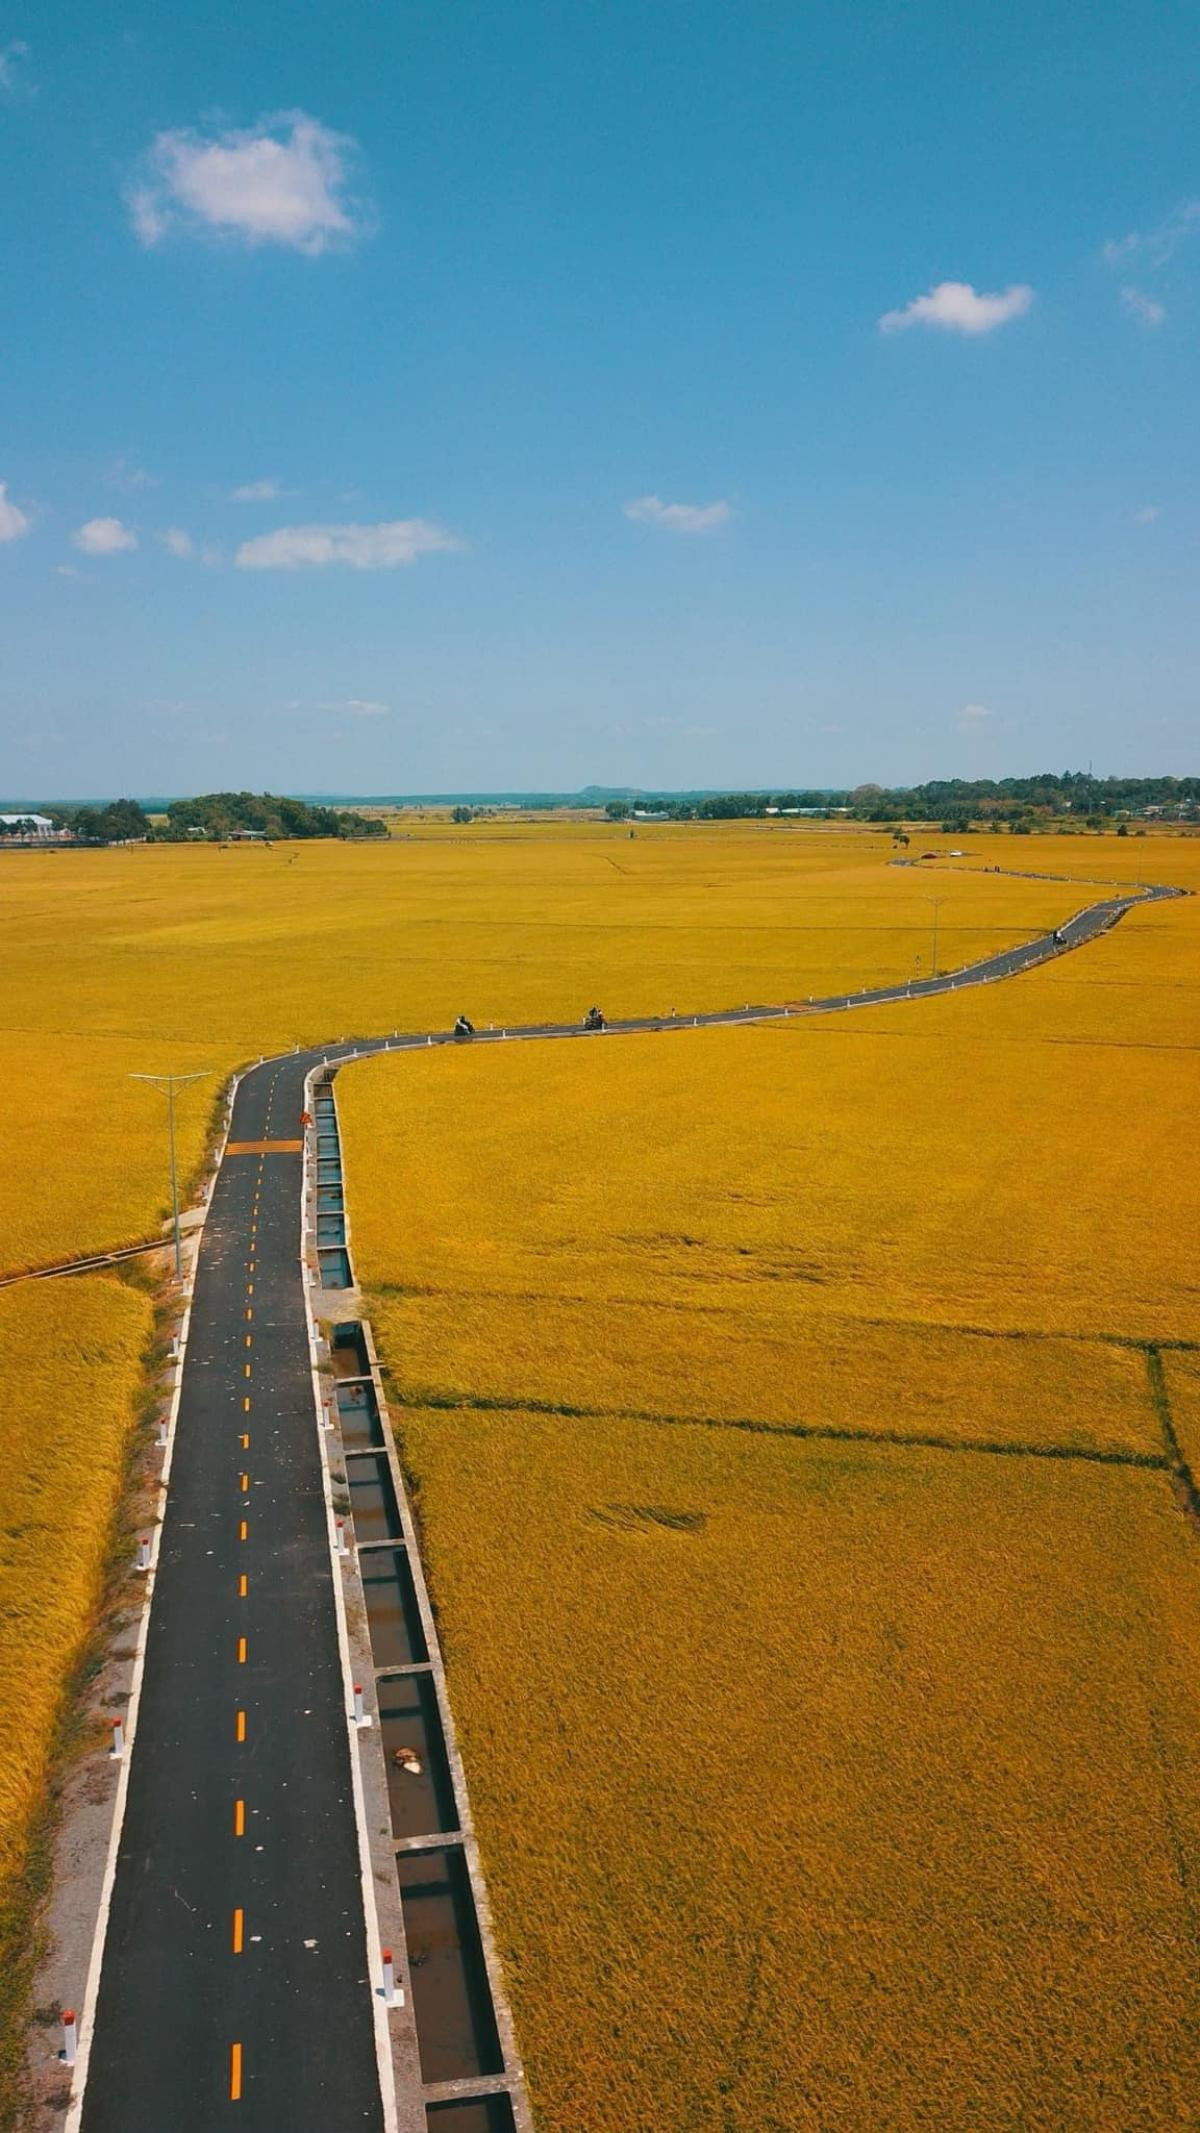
[310,1074,531,2133]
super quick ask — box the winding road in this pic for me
[68,877,1179,2132]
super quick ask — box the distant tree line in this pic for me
[31,791,386,844]
[605,773,1200,831]
[605,789,834,821]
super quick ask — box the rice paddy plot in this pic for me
[395,1402,1200,2133]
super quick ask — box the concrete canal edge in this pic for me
[305,1064,535,2133]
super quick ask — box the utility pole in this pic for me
[923,896,945,979]
[130,1072,209,1279]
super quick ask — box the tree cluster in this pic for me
[161,792,385,840]
[28,791,386,844]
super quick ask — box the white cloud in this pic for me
[109,455,157,491]
[1120,284,1165,327]
[128,112,369,254]
[0,40,30,95]
[161,527,195,559]
[1103,199,1200,269]
[1134,505,1160,525]
[623,494,732,534]
[879,280,1034,336]
[235,518,461,571]
[315,696,390,716]
[231,477,281,502]
[957,702,993,728]
[72,516,137,555]
[0,482,30,543]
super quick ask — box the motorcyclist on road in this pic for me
[453,1014,475,1039]
[583,1005,606,1031]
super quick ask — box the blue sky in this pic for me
[1,1,1197,798]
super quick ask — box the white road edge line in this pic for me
[63,1069,244,2133]
[303,1058,401,2133]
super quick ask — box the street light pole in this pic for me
[130,1071,209,1279]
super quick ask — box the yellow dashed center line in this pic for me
[239,1519,248,1542]
[240,1432,249,1449]
[236,1710,246,1744]
[240,1472,250,1492]
[234,1798,245,1837]
[237,1636,247,1664]
[230,2042,243,2100]
[245,1306,253,1321]
[245,1333,252,1348]
[243,1363,251,1380]
[243,1396,251,1413]
[238,1573,248,1598]
[232,1907,244,1954]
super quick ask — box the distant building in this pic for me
[0,811,58,839]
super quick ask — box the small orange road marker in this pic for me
[238,1573,248,1597]
[230,2042,243,2099]
[226,1139,303,1155]
[239,1519,248,1542]
[240,1473,249,1492]
[234,1798,245,1837]
[232,1908,244,1954]
[235,1710,246,1744]
[243,1396,251,1413]
[237,1636,247,1664]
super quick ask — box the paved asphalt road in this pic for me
[81,1047,383,2133]
[76,878,1176,2131]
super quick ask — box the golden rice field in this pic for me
[337,851,1200,2133]
[0,1279,154,2102]
[1,823,1099,1274]
[397,1406,1200,2133]
[0,820,1197,2127]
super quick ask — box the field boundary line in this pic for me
[369,1280,1196,1354]
[1146,1347,1200,1530]
[395,1387,1172,1472]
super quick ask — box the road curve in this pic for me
[70,876,1180,2132]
